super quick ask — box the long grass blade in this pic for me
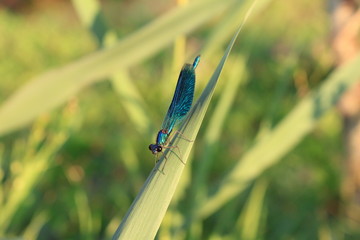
[198,53,360,219]
[238,179,268,240]
[111,2,256,237]
[0,0,237,137]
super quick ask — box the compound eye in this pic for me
[148,144,153,150]
[156,146,162,152]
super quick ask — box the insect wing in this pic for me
[161,64,196,131]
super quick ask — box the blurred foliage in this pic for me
[0,0,359,239]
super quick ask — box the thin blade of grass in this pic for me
[198,53,360,219]
[72,0,108,44]
[182,55,248,237]
[72,0,152,133]
[111,2,257,237]
[237,179,268,239]
[0,0,237,137]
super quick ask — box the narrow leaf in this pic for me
[198,53,360,219]
[111,2,256,237]
[0,0,236,137]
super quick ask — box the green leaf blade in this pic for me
[0,0,237,137]
[198,53,360,219]
[111,6,250,237]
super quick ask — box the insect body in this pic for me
[149,55,200,155]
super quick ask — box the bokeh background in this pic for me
[1,0,360,239]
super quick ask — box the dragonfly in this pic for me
[149,55,200,156]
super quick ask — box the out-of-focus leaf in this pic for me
[111,4,255,237]
[198,53,360,219]
[0,0,237,137]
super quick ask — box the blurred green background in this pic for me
[0,0,359,239]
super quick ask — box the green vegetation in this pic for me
[0,0,359,239]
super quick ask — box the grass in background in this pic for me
[0,0,360,239]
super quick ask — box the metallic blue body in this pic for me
[149,55,200,154]
[156,129,169,146]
